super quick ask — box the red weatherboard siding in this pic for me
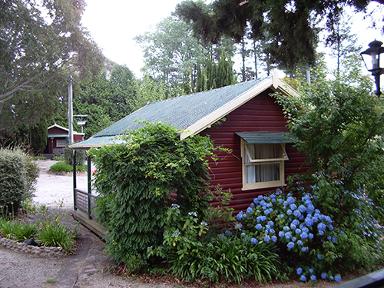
[201,89,308,212]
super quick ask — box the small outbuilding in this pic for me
[45,124,84,155]
[70,75,308,231]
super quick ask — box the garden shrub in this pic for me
[64,147,86,166]
[149,205,281,284]
[49,161,86,173]
[236,187,384,283]
[0,148,38,216]
[90,123,215,271]
[0,220,36,241]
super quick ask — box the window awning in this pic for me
[236,131,294,144]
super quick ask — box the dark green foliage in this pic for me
[196,51,235,92]
[0,220,36,241]
[150,206,281,284]
[64,148,86,166]
[49,161,86,174]
[90,123,215,271]
[175,0,380,71]
[276,64,384,273]
[0,148,38,216]
[38,222,75,252]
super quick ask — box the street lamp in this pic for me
[74,114,88,133]
[361,40,384,96]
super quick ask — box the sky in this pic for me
[82,0,182,77]
[82,1,384,78]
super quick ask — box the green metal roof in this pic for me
[236,132,293,144]
[71,77,282,149]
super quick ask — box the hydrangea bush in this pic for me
[236,188,342,283]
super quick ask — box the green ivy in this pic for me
[89,123,215,271]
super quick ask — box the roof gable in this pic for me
[71,75,297,149]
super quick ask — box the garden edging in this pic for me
[0,236,66,257]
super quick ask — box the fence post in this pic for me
[73,150,77,211]
[87,156,92,219]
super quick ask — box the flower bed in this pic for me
[0,236,65,257]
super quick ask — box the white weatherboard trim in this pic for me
[180,77,273,140]
[180,77,298,140]
[48,123,69,131]
[48,123,84,135]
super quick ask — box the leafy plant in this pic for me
[38,222,75,252]
[0,220,37,241]
[49,161,86,173]
[150,205,281,284]
[90,122,215,271]
[0,148,38,216]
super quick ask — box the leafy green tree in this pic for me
[276,56,384,223]
[134,76,168,110]
[175,0,383,71]
[74,65,138,137]
[136,16,236,95]
[0,0,105,151]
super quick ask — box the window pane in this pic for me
[246,143,281,160]
[246,163,280,183]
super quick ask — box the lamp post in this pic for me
[361,40,384,96]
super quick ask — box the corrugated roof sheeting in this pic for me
[235,131,293,144]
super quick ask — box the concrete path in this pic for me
[33,160,88,209]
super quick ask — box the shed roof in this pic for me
[70,75,296,149]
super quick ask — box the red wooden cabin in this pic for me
[45,124,84,155]
[70,75,307,227]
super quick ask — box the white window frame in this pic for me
[241,139,288,190]
[56,139,68,148]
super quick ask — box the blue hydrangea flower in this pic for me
[253,198,259,204]
[302,227,309,233]
[310,275,317,281]
[297,240,303,246]
[287,209,292,215]
[300,275,307,282]
[264,235,271,243]
[287,242,294,250]
[292,219,299,226]
[309,268,314,273]
[308,233,314,239]
[317,222,326,231]
[255,224,263,230]
[295,228,301,235]
[235,212,243,221]
[291,237,297,242]
[335,274,342,282]
[285,232,292,239]
[250,238,258,245]
[287,196,295,204]
[298,204,306,213]
[283,226,290,231]
[246,207,253,214]
[321,272,327,280]
[301,246,309,253]
[300,232,308,239]
[267,220,274,227]
[290,203,297,210]
[305,218,313,227]
[278,231,285,238]
[278,213,284,219]
[318,230,324,236]
[293,210,301,217]
[296,267,303,275]
[271,235,277,242]
[331,236,337,243]
[290,223,297,230]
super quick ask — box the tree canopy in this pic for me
[175,0,384,71]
